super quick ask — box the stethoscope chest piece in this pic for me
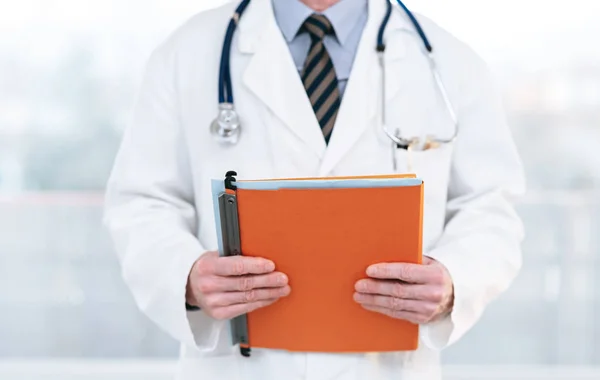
[211,103,241,145]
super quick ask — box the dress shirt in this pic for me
[272,0,368,98]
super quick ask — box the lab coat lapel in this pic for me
[239,0,326,160]
[318,0,410,176]
[380,7,411,104]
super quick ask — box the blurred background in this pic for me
[0,0,599,379]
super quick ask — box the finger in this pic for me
[231,272,289,292]
[353,293,437,314]
[366,263,443,284]
[361,305,426,325]
[205,286,291,308]
[212,256,276,276]
[355,280,444,302]
[200,272,288,293]
[211,299,279,320]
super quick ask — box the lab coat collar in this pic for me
[324,0,369,47]
[271,0,313,44]
[272,0,368,47]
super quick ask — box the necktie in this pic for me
[301,14,340,145]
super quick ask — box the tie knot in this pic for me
[302,14,334,41]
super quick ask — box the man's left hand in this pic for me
[354,257,454,325]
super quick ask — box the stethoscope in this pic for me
[211,0,459,169]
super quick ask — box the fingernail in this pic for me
[279,274,288,284]
[366,266,377,276]
[353,292,362,302]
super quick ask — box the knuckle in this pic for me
[239,276,254,291]
[197,280,215,294]
[232,260,246,276]
[204,295,220,308]
[391,283,404,298]
[244,290,257,303]
[430,287,444,302]
[401,266,414,280]
[195,255,213,275]
[194,262,209,276]
[390,297,403,310]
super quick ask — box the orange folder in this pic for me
[223,173,424,353]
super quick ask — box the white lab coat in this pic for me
[103,0,526,379]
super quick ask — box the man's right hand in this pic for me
[186,251,291,320]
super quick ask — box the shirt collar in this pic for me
[272,0,368,46]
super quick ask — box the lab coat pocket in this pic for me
[393,144,452,181]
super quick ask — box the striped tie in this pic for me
[301,14,340,145]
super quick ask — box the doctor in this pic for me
[104,0,525,379]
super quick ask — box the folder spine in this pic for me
[218,171,251,357]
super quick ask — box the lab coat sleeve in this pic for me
[103,44,226,354]
[420,50,526,350]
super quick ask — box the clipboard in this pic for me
[213,171,424,357]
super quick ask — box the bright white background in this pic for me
[1,1,599,379]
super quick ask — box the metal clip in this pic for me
[218,171,250,357]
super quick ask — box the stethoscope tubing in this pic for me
[391,0,432,53]
[376,0,393,52]
[219,0,251,104]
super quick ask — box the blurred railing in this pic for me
[0,190,599,374]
